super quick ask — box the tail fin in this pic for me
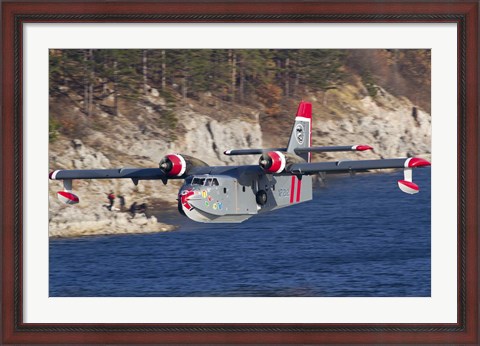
[287,101,312,162]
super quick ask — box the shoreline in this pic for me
[49,222,177,239]
[49,203,179,239]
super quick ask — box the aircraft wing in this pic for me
[224,145,372,156]
[49,168,168,181]
[49,167,172,204]
[288,157,430,175]
[288,157,430,194]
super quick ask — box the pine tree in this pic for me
[296,50,345,91]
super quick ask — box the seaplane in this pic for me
[49,101,431,223]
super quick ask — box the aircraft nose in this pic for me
[179,189,195,211]
[179,186,193,195]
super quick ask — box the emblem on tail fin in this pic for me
[287,101,312,162]
[295,124,305,144]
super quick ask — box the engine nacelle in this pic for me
[159,154,209,177]
[259,151,305,173]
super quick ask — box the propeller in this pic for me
[259,153,273,171]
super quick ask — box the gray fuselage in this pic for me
[178,168,312,223]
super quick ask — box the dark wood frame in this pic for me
[2,1,478,344]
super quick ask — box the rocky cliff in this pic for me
[48,81,430,238]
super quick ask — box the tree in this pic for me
[296,50,345,91]
[142,49,148,96]
[84,49,94,116]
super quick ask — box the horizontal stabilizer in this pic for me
[224,148,286,156]
[294,145,373,154]
[224,145,372,156]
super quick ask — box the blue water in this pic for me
[49,169,431,297]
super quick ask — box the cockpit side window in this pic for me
[192,177,206,185]
[191,177,219,186]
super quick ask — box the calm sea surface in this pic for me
[49,169,431,297]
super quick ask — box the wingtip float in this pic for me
[50,101,431,223]
[397,157,431,194]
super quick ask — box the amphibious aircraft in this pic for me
[49,101,431,223]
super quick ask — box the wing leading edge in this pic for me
[49,168,168,181]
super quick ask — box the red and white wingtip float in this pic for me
[49,173,80,204]
[49,101,431,223]
[57,191,80,204]
[397,157,431,194]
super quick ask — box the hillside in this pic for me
[48,49,431,237]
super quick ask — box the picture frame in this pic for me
[2,0,478,344]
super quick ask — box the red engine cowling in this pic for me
[259,151,286,173]
[259,151,306,173]
[159,154,208,177]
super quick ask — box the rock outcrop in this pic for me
[308,88,431,163]
[49,206,175,238]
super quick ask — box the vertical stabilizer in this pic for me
[287,101,312,162]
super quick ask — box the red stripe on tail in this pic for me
[290,176,296,204]
[296,178,302,202]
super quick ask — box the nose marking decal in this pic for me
[180,189,195,211]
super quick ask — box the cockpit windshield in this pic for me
[191,177,219,186]
[192,177,206,185]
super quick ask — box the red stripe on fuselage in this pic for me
[309,119,312,163]
[296,178,302,202]
[290,176,296,204]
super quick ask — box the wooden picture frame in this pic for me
[2,1,478,344]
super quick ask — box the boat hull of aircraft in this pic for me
[178,174,313,223]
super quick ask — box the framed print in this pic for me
[2,1,478,344]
